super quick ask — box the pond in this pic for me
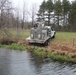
[0,48,76,75]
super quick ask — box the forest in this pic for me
[0,0,76,31]
[37,0,76,32]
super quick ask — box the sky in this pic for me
[11,0,74,8]
[11,0,74,12]
[11,0,44,21]
[11,0,43,10]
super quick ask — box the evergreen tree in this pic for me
[46,0,54,25]
[54,0,62,29]
[68,1,76,31]
[62,0,71,26]
[37,0,46,22]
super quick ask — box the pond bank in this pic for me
[0,40,76,63]
[0,30,76,63]
[1,48,76,75]
[25,45,76,63]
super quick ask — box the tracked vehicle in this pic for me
[26,22,56,45]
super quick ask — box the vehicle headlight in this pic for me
[38,34,41,39]
[31,34,33,38]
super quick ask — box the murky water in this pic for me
[0,48,76,75]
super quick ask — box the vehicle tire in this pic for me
[44,39,50,46]
[45,41,48,46]
[52,35,55,38]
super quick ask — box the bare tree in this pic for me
[28,3,38,26]
[0,0,12,28]
[21,1,26,29]
[14,8,20,29]
[31,4,38,26]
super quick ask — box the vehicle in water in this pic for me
[26,22,56,46]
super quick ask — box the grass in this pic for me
[9,29,30,39]
[26,46,47,57]
[0,44,4,47]
[24,31,76,45]
[25,31,76,62]
[0,29,29,51]
[0,29,76,44]
[0,29,30,42]
[0,29,76,62]
[26,46,76,63]
[47,52,70,62]
[51,32,76,45]
[7,44,26,51]
[0,44,26,51]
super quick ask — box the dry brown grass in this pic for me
[0,29,30,44]
[0,30,76,57]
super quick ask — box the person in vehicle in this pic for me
[34,23,38,28]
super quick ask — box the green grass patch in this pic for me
[52,32,76,43]
[26,46,47,57]
[34,47,47,57]
[0,44,7,48]
[47,52,70,62]
[0,43,26,51]
[9,29,30,39]
[0,44,4,47]
[6,44,26,51]
[26,46,76,63]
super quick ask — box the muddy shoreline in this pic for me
[0,39,76,63]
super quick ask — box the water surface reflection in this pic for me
[0,48,76,75]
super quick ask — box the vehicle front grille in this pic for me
[34,33,38,39]
[41,33,45,40]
